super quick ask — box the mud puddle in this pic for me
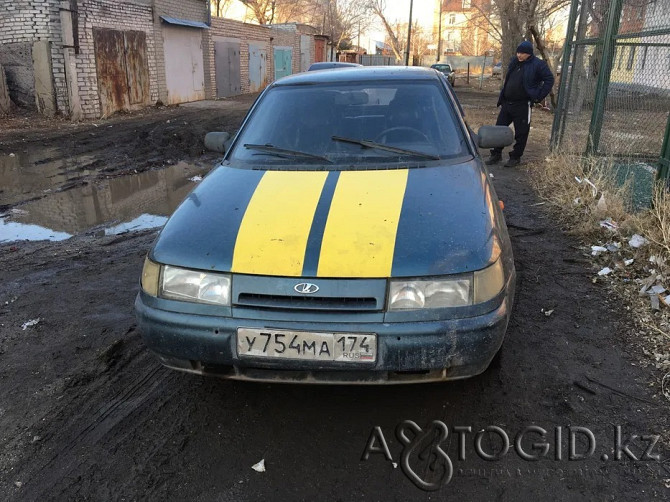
[0,157,210,243]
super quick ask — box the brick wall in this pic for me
[0,0,52,43]
[207,18,319,98]
[153,0,208,102]
[0,0,67,111]
[75,0,157,118]
[0,0,158,118]
[208,17,273,96]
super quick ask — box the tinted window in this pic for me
[229,81,468,168]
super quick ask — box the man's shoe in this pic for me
[504,157,521,167]
[485,154,502,166]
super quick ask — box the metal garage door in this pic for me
[274,47,292,80]
[300,35,311,72]
[93,29,150,117]
[248,43,267,93]
[215,41,241,98]
[163,26,205,104]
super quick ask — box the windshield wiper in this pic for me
[331,135,440,161]
[243,143,333,163]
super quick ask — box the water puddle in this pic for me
[0,158,210,243]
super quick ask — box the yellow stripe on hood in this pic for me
[317,169,409,277]
[232,170,328,276]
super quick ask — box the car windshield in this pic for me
[432,64,452,72]
[228,81,469,169]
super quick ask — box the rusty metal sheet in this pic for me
[124,31,150,105]
[93,28,129,117]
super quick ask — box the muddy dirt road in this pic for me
[1,90,669,500]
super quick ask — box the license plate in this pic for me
[237,328,377,363]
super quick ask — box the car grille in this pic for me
[232,275,387,312]
[236,293,379,311]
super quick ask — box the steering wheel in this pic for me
[374,126,430,144]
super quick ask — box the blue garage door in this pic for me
[273,47,292,80]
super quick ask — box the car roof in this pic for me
[275,66,442,86]
[308,62,362,70]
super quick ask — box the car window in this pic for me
[432,64,452,72]
[229,81,469,169]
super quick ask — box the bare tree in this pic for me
[461,0,570,66]
[321,0,374,52]
[275,0,319,24]
[238,0,277,25]
[367,0,404,60]
[210,0,232,17]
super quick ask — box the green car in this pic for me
[135,67,515,384]
[430,63,456,86]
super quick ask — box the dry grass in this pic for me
[527,150,670,393]
[527,153,633,237]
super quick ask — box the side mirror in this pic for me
[476,125,514,149]
[204,131,232,153]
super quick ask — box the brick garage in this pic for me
[0,1,319,119]
[205,17,317,97]
[0,0,66,113]
[75,0,158,118]
[0,0,206,119]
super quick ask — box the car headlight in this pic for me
[140,258,231,306]
[387,259,505,310]
[388,278,471,309]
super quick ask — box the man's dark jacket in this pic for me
[497,55,554,106]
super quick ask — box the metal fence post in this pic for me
[586,0,623,155]
[658,113,670,181]
[550,0,581,151]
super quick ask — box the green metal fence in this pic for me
[551,0,670,204]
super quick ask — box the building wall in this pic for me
[271,24,304,75]
[75,0,157,118]
[207,18,313,96]
[433,0,492,56]
[208,17,272,96]
[0,0,158,118]
[153,0,209,102]
[0,0,67,111]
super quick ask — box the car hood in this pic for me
[151,163,502,278]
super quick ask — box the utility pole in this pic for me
[405,0,414,65]
[436,0,442,62]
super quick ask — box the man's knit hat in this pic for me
[516,41,534,55]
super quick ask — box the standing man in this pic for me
[486,40,554,167]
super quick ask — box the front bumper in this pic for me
[135,289,512,384]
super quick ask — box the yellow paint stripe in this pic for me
[232,171,328,276]
[317,169,408,277]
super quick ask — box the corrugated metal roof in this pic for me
[160,16,209,29]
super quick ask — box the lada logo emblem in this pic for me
[294,283,319,294]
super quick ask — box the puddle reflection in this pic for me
[0,161,210,243]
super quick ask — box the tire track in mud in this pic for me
[11,344,180,500]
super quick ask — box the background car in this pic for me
[492,62,502,77]
[430,62,456,86]
[308,61,362,71]
[135,67,515,384]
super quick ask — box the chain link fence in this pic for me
[551,0,670,204]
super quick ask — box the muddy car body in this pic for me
[135,67,515,384]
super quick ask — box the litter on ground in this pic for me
[21,318,41,330]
